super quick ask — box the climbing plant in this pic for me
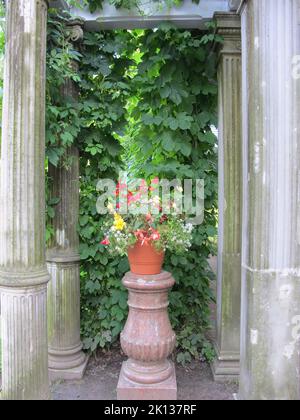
[75,24,221,363]
[77,29,134,351]
[121,25,221,363]
[46,9,222,363]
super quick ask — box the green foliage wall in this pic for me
[77,30,134,351]
[47,12,221,363]
[122,26,220,362]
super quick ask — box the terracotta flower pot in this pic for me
[128,241,165,275]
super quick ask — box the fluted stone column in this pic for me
[239,0,300,400]
[211,12,242,382]
[47,20,88,381]
[0,0,50,400]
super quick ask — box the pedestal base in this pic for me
[211,346,239,383]
[49,354,89,381]
[117,361,177,400]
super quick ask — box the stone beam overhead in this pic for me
[49,0,69,8]
[49,0,230,30]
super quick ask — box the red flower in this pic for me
[101,238,110,246]
[160,214,168,223]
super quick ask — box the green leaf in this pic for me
[47,148,60,167]
[162,132,176,152]
[179,142,192,157]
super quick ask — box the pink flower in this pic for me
[101,238,110,246]
[151,231,160,241]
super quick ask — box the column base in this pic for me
[117,361,177,400]
[0,283,50,400]
[49,353,89,381]
[211,345,240,383]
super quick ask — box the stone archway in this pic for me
[0,0,299,401]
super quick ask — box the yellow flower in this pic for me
[114,220,126,231]
[113,213,126,231]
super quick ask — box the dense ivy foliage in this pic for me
[0,6,221,364]
[77,30,135,350]
[122,26,220,362]
[46,11,221,363]
[46,17,133,350]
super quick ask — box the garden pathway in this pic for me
[51,350,237,401]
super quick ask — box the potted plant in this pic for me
[100,178,192,399]
[101,179,193,275]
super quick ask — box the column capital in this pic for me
[66,18,85,44]
[214,12,241,55]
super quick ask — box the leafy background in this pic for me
[0,1,221,367]
[46,12,221,363]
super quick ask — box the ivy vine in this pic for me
[45,11,221,364]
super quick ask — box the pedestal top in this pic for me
[122,271,175,291]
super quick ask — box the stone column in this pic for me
[239,0,300,400]
[46,21,88,381]
[0,0,50,400]
[211,12,242,382]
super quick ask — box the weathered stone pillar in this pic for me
[46,21,88,381]
[0,0,50,400]
[239,0,300,400]
[211,12,242,382]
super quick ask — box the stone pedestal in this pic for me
[0,0,50,400]
[239,0,300,400]
[117,271,177,400]
[212,12,242,382]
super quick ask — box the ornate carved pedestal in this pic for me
[117,271,177,400]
